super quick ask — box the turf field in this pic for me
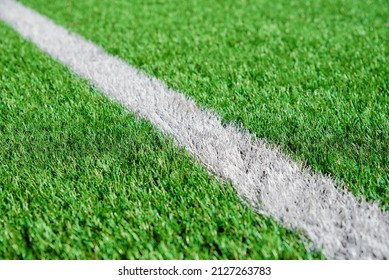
[18,0,389,208]
[0,0,388,260]
[0,22,323,259]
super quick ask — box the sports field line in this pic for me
[1,0,388,259]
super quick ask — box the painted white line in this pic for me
[1,0,388,259]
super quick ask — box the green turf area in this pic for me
[0,23,324,259]
[19,0,389,208]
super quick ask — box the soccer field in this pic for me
[0,0,388,259]
[0,21,323,259]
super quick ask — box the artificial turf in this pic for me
[0,22,324,259]
[19,0,388,208]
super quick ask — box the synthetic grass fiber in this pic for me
[0,21,324,259]
[1,0,388,259]
[18,0,388,209]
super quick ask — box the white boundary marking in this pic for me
[1,0,388,259]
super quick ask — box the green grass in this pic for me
[0,23,324,259]
[20,0,389,208]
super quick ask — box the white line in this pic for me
[1,0,388,259]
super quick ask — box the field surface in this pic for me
[0,0,388,260]
[0,22,322,259]
[19,0,389,207]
